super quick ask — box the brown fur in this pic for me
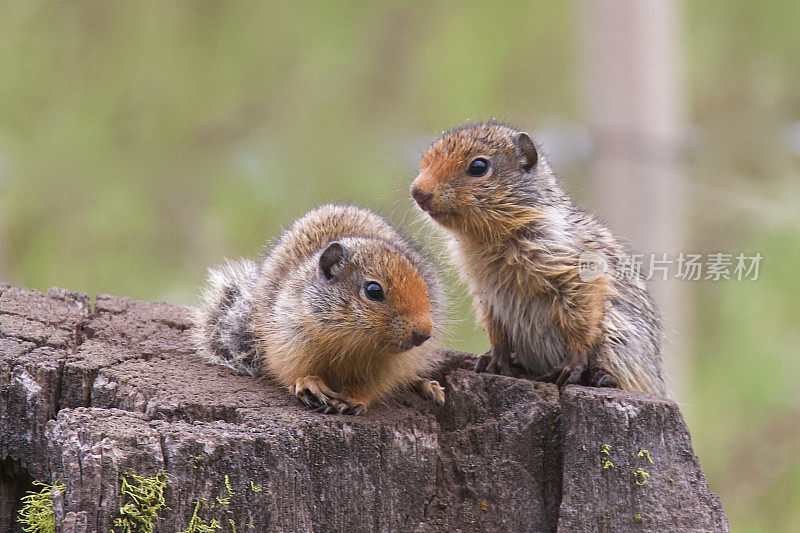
[411,121,666,395]
[193,204,447,414]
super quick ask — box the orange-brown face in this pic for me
[381,262,434,350]
[310,239,435,354]
[410,124,525,232]
[351,251,434,352]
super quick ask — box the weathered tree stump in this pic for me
[0,284,728,532]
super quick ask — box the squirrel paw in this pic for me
[553,351,589,388]
[555,363,586,388]
[416,379,445,405]
[292,376,366,415]
[474,352,492,373]
[537,359,588,388]
[589,367,618,388]
[474,350,515,376]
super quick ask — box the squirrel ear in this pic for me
[319,241,350,280]
[514,132,538,172]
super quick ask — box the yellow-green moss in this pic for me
[17,480,64,533]
[180,499,222,533]
[112,471,169,533]
[600,444,614,470]
[634,467,651,486]
[637,449,654,464]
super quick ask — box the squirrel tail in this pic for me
[191,258,261,376]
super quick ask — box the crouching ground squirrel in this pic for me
[411,121,666,395]
[192,204,447,414]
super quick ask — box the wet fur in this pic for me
[413,121,665,395]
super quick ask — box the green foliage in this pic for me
[17,481,63,533]
[112,471,169,533]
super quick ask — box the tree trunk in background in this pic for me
[581,0,687,400]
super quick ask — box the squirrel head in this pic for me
[307,238,436,355]
[411,121,558,240]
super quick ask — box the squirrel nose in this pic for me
[411,188,433,211]
[410,330,431,347]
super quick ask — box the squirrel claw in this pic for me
[295,388,318,408]
[555,363,586,388]
[293,376,359,415]
[474,352,492,373]
[487,359,514,376]
[343,403,366,416]
[306,396,352,415]
[474,351,514,376]
[415,379,445,406]
[589,367,617,388]
[535,369,559,384]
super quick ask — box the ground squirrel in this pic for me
[192,204,447,414]
[410,121,665,395]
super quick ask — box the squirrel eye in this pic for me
[467,158,489,177]
[364,281,386,302]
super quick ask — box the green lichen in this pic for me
[216,475,236,506]
[634,513,642,521]
[185,474,243,532]
[192,456,204,469]
[17,480,64,533]
[637,449,654,464]
[250,481,262,493]
[600,444,614,470]
[634,467,650,486]
[582,445,587,451]
[112,471,169,533]
[180,499,222,533]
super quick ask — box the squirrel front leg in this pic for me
[474,304,515,376]
[548,275,609,387]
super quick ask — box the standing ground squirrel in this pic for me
[411,121,665,395]
[192,204,447,414]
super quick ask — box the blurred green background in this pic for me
[1,2,798,530]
